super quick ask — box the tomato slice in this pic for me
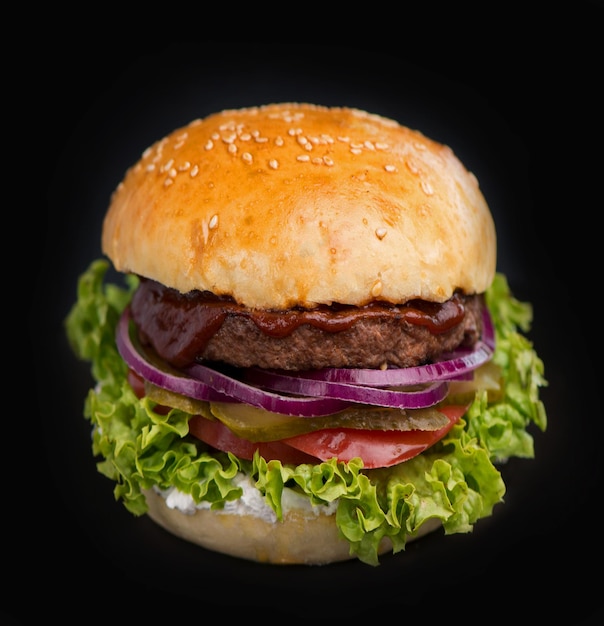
[127,369,146,398]
[281,405,467,468]
[189,405,467,469]
[188,416,320,466]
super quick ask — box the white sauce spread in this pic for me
[153,472,337,522]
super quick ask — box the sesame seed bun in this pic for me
[102,103,496,309]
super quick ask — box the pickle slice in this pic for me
[144,380,452,443]
[145,382,213,417]
[447,361,503,404]
[209,402,449,442]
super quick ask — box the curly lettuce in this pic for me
[65,261,547,565]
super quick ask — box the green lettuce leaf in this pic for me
[65,261,548,565]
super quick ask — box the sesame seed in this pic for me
[406,159,419,174]
[209,214,219,229]
[384,164,397,172]
[178,161,191,171]
[163,178,173,187]
[228,143,237,154]
[296,154,310,162]
[364,140,375,150]
[222,133,236,144]
[337,136,350,143]
[173,140,185,150]
[240,133,251,141]
[375,142,389,150]
[168,168,177,178]
[421,180,434,195]
[163,159,174,171]
[312,157,323,165]
[211,132,220,140]
[205,140,214,151]
[242,152,253,164]
[323,156,334,166]
[255,136,268,143]
[145,164,155,172]
[350,148,362,155]
[275,136,284,146]
[190,165,199,177]
[269,159,279,169]
[375,227,387,240]
[371,280,383,297]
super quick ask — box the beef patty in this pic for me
[130,278,485,371]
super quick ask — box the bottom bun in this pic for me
[143,488,442,565]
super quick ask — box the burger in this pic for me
[65,102,547,566]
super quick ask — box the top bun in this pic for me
[102,103,496,309]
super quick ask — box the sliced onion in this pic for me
[243,369,449,409]
[262,346,488,388]
[259,342,492,388]
[116,309,352,417]
[182,362,352,416]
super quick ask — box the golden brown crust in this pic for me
[143,488,441,565]
[102,103,496,309]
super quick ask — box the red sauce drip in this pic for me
[248,299,464,337]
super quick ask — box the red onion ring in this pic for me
[181,362,353,415]
[255,342,491,388]
[242,369,450,409]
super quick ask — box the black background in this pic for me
[22,30,602,624]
